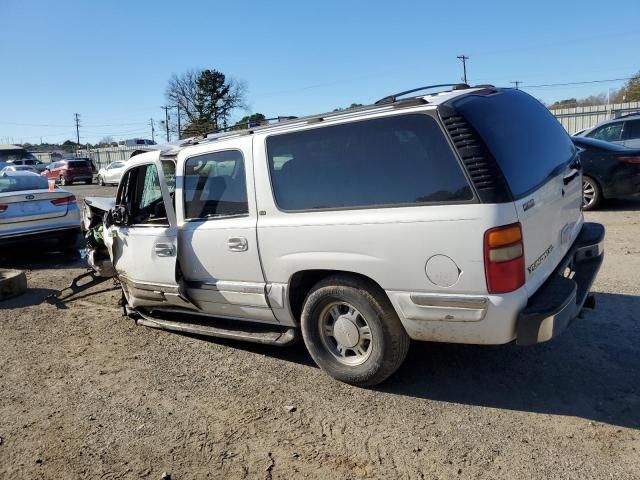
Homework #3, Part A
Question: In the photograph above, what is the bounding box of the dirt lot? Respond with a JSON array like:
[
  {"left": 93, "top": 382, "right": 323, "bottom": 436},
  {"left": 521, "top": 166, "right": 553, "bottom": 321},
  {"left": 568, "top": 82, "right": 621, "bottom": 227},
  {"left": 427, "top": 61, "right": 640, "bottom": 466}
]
[{"left": 1, "top": 185, "right": 639, "bottom": 479}]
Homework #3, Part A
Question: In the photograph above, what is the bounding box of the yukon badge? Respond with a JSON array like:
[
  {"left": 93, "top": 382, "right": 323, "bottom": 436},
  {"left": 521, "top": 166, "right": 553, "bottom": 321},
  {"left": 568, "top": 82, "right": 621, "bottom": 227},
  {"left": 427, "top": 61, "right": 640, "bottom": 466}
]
[
  {"left": 527, "top": 244, "right": 554, "bottom": 274},
  {"left": 522, "top": 198, "right": 535, "bottom": 212}
]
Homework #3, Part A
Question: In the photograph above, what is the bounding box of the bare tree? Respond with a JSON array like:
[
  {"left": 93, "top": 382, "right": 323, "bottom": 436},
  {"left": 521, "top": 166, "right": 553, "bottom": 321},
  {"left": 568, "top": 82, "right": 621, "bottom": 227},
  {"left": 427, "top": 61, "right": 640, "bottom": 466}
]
[{"left": 165, "top": 69, "right": 247, "bottom": 137}]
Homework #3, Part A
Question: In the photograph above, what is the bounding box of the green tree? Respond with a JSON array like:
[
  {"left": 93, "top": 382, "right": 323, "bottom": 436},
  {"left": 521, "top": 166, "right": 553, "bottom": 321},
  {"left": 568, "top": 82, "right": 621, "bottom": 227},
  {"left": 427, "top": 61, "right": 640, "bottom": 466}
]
[
  {"left": 612, "top": 71, "right": 640, "bottom": 103},
  {"left": 232, "top": 113, "right": 267, "bottom": 130},
  {"left": 166, "top": 69, "right": 246, "bottom": 138}
]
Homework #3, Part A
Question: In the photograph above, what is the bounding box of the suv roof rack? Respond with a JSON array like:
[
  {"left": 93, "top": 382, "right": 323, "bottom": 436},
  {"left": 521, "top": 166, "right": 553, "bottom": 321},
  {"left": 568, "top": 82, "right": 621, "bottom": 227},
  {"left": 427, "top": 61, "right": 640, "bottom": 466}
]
[{"left": 374, "top": 83, "right": 470, "bottom": 105}]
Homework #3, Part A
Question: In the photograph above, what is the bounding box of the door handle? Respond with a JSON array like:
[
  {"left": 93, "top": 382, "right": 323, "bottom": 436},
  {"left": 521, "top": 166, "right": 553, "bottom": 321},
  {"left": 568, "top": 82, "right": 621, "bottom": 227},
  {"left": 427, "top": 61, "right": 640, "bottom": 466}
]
[
  {"left": 154, "top": 243, "right": 175, "bottom": 257},
  {"left": 227, "top": 237, "right": 248, "bottom": 252}
]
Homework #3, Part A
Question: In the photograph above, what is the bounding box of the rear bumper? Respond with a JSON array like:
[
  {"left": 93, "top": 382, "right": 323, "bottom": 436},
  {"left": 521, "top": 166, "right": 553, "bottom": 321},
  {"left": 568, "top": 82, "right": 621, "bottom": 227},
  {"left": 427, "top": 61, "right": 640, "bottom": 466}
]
[{"left": 516, "top": 222, "right": 605, "bottom": 345}]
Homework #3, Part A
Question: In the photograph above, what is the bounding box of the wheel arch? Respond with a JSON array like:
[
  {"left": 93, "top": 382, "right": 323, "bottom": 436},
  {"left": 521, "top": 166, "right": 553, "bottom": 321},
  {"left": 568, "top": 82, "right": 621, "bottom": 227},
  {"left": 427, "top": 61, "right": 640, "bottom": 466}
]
[{"left": 287, "top": 269, "right": 391, "bottom": 324}]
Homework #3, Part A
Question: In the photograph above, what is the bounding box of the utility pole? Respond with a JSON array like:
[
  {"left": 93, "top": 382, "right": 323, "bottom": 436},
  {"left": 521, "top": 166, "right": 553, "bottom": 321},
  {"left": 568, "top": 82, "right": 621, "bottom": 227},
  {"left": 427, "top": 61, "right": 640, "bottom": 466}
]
[
  {"left": 74, "top": 113, "right": 81, "bottom": 155},
  {"left": 510, "top": 80, "right": 522, "bottom": 90},
  {"left": 456, "top": 55, "right": 469, "bottom": 84},
  {"left": 149, "top": 118, "right": 155, "bottom": 143},
  {"left": 161, "top": 106, "right": 171, "bottom": 142}
]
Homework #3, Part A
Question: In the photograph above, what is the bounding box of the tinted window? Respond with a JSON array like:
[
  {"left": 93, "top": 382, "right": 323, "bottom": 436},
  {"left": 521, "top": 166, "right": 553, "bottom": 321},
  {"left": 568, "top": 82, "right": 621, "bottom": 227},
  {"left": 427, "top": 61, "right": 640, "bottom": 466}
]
[
  {"left": 0, "top": 175, "right": 48, "bottom": 193},
  {"left": 183, "top": 150, "right": 248, "bottom": 219},
  {"left": 69, "top": 160, "right": 89, "bottom": 168},
  {"left": 266, "top": 114, "right": 472, "bottom": 211},
  {"left": 626, "top": 119, "right": 640, "bottom": 140},
  {"left": 453, "top": 89, "right": 576, "bottom": 198},
  {"left": 588, "top": 122, "right": 624, "bottom": 142}
]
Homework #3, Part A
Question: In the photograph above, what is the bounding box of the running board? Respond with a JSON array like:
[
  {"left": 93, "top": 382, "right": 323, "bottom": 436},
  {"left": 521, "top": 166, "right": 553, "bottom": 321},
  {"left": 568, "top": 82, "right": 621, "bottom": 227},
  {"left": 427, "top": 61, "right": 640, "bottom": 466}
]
[{"left": 133, "top": 309, "right": 299, "bottom": 347}]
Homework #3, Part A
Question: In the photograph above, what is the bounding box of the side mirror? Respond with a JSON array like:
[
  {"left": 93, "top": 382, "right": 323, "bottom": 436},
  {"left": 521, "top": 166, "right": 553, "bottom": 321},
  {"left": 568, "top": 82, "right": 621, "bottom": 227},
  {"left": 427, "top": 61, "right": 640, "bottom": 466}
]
[{"left": 106, "top": 205, "right": 130, "bottom": 227}]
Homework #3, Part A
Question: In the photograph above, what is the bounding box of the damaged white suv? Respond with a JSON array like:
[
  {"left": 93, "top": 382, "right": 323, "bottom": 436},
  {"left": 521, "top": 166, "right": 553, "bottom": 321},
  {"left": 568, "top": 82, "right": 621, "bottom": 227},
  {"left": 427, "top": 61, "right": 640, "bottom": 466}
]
[{"left": 83, "top": 85, "right": 605, "bottom": 386}]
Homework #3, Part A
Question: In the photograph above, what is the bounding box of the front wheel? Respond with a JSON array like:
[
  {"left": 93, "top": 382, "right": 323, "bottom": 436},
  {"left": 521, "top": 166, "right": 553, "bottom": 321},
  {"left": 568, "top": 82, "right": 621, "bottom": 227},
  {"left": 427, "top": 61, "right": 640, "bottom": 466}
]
[
  {"left": 59, "top": 175, "right": 67, "bottom": 186},
  {"left": 301, "top": 275, "right": 410, "bottom": 387},
  {"left": 98, "top": 175, "right": 105, "bottom": 186},
  {"left": 582, "top": 176, "right": 602, "bottom": 211}
]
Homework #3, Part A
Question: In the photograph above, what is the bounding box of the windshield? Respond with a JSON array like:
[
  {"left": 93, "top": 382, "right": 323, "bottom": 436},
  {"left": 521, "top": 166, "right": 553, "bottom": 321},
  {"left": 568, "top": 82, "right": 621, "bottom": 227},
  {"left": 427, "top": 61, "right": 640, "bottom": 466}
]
[
  {"left": 0, "top": 175, "right": 48, "bottom": 193},
  {"left": 452, "top": 89, "right": 576, "bottom": 198}
]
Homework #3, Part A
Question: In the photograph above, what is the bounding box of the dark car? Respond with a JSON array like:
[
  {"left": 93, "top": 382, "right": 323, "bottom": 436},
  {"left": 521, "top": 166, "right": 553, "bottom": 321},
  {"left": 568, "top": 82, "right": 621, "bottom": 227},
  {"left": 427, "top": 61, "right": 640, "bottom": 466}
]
[
  {"left": 42, "top": 159, "right": 93, "bottom": 186},
  {"left": 572, "top": 136, "right": 640, "bottom": 210}
]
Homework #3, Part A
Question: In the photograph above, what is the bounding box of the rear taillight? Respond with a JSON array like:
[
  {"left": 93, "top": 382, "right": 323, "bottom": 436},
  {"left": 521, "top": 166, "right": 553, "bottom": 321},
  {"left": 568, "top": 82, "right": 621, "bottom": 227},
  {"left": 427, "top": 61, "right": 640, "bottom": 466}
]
[
  {"left": 484, "top": 223, "right": 525, "bottom": 294},
  {"left": 0, "top": 204, "right": 7, "bottom": 213},
  {"left": 616, "top": 155, "right": 640, "bottom": 164},
  {"left": 51, "top": 195, "right": 76, "bottom": 206}
]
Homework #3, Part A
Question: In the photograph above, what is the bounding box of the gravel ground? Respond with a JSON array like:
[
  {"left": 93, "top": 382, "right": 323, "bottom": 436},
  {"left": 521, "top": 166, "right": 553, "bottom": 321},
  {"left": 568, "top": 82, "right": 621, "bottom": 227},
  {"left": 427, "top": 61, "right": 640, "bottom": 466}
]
[{"left": 0, "top": 186, "right": 638, "bottom": 479}]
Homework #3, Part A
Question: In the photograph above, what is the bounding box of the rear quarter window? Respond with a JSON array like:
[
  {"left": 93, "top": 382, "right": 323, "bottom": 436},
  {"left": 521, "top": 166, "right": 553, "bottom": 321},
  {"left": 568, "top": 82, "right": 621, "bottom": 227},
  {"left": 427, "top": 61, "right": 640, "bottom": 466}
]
[
  {"left": 452, "top": 89, "right": 576, "bottom": 198},
  {"left": 266, "top": 114, "right": 473, "bottom": 211}
]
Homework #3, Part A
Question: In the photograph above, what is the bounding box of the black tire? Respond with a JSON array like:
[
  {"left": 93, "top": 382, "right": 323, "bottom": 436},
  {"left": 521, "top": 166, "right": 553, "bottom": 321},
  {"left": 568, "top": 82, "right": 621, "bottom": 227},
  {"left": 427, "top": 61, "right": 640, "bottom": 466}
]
[
  {"left": 85, "top": 178, "right": 92, "bottom": 185},
  {"left": 98, "top": 175, "right": 105, "bottom": 186},
  {"left": 582, "top": 176, "right": 602, "bottom": 211},
  {"left": 60, "top": 175, "right": 67, "bottom": 186},
  {"left": 301, "top": 274, "right": 410, "bottom": 387}
]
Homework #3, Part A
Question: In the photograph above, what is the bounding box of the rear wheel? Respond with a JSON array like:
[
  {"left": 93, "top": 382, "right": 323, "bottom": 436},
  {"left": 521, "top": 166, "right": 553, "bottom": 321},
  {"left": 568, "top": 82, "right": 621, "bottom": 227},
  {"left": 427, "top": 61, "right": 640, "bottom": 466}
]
[
  {"left": 59, "top": 175, "right": 67, "bottom": 186},
  {"left": 301, "top": 275, "right": 410, "bottom": 386},
  {"left": 582, "top": 176, "right": 602, "bottom": 211},
  {"left": 85, "top": 178, "right": 92, "bottom": 185}
]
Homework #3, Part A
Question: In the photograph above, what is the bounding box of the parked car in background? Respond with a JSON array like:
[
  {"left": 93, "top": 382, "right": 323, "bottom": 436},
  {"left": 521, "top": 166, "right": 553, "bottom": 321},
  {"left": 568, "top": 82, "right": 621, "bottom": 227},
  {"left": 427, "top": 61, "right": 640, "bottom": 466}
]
[
  {"left": 42, "top": 159, "right": 93, "bottom": 185},
  {"left": 575, "top": 112, "right": 640, "bottom": 148},
  {"left": 7, "top": 158, "right": 47, "bottom": 172},
  {"left": 82, "top": 85, "right": 604, "bottom": 386},
  {"left": 0, "top": 171, "right": 80, "bottom": 249},
  {"left": 97, "top": 161, "right": 127, "bottom": 186},
  {"left": 1, "top": 165, "right": 40, "bottom": 174},
  {"left": 572, "top": 136, "right": 640, "bottom": 210}
]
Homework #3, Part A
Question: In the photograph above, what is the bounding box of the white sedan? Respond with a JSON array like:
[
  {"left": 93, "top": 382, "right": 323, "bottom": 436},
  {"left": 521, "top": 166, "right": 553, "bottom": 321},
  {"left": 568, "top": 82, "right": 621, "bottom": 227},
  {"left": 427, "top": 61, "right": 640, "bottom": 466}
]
[
  {"left": 0, "top": 171, "right": 81, "bottom": 249},
  {"left": 97, "top": 161, "right": 126, "bottom": 186}
]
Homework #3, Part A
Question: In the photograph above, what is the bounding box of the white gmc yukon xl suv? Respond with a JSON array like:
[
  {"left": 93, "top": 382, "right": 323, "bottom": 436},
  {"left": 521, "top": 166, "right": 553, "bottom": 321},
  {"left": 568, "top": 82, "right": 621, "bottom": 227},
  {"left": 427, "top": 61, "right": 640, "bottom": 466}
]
[{"left": 83, "top": 85, "right": 605, "bottom": 386}]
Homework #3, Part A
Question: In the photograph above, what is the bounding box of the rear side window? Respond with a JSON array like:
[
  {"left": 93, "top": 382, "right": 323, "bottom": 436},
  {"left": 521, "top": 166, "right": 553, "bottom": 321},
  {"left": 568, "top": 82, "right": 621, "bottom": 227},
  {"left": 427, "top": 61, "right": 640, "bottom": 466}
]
[
  {"left": 453, "top": 89, "right": 576, "bottom": 198},
  {"left": 183, "top": 150, "right": 248, "bottom": 219},
  {"left": 626, "top": 119, "right": 640, "bottom": 140},
  {"left": 588, "top": 122, "right": 624, "bottom": 142},
  {"left": 266, "top": 114, "right": 472, "bottom": 211}
]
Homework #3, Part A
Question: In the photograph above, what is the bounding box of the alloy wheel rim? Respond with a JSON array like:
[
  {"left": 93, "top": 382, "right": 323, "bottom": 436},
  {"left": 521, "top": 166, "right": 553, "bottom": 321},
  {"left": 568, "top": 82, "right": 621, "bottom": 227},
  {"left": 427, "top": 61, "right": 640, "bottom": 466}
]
[
  {"left": 582, "top": 179, "right": 595, "bottom": 208},
  {"left": 318, "top": 301, "right": 373, "bottom": 366}
]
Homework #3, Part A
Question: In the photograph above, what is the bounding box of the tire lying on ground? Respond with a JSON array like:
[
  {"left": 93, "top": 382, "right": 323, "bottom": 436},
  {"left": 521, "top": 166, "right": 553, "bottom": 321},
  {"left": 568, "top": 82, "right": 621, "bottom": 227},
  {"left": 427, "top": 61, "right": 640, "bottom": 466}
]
[{"left": 0, "top": 269, "right": 28, "bottom": 301}]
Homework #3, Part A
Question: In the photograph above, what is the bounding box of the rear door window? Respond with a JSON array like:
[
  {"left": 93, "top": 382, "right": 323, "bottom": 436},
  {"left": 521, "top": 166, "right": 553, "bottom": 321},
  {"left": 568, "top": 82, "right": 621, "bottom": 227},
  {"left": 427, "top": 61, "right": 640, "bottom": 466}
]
[
  {"left": 452, "top": 89, "right": 576, "bottom": 198},
  {"left": 588, "top": 121, "right": 624, "bottom": 142},
  {"left": 266, "top": 114, "right": 473, "bottom": 211},
  {"left": 183, "top": 150, "right": 249, "bottom": 219}
]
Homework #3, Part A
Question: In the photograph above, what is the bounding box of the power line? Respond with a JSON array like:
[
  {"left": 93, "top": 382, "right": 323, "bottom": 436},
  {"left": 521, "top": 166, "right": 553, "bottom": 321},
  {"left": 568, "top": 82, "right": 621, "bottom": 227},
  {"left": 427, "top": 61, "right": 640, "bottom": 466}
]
[
  {"left": 456, "top": 55, "right": 469, "bottom": 84},
  {"left": 522, "top": 77, "right": 633, "bottom": 89}
]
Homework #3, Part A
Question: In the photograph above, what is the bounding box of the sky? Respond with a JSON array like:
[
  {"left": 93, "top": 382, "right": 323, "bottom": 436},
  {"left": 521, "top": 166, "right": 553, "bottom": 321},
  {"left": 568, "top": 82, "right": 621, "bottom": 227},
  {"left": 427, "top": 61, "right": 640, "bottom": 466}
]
[{"left": 1, "top": 0, "right": 639, "bottom": 145}]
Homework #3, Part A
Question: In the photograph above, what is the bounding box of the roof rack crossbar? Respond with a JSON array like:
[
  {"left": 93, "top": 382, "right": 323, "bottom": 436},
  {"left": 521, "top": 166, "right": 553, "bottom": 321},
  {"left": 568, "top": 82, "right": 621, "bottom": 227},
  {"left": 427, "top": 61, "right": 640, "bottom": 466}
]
[{"left": 374, "top": 83, "right": 470, "bottom": 105}]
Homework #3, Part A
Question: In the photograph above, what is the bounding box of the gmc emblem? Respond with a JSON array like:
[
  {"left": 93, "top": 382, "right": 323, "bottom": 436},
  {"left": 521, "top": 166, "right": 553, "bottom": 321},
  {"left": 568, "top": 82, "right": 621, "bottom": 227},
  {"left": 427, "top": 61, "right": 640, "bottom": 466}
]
[{"left": 25, "top": 194, "right": 35, "bottom": 200}]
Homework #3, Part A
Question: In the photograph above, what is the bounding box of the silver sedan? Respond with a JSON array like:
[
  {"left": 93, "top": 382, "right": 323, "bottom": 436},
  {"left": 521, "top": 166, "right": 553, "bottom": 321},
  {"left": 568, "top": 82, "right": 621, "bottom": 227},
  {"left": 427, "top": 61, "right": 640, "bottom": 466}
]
[{"left": 0, "top": 171, "right": 81, "bottom": 248}]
